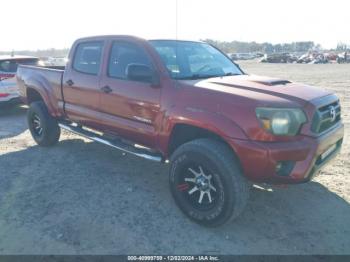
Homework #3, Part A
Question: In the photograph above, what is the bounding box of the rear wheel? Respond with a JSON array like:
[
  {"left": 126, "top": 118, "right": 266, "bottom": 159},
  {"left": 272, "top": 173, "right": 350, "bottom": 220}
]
[
  {"left": 169, "top": 138, "right": 250, "bottom": 227},
  {"left": 27, "top": 101, "right": 60, "bottom": 146}
]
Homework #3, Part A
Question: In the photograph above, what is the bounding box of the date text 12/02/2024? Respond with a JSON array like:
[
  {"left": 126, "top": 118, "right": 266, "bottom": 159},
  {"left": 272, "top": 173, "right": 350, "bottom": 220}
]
[{"left": 127, "top": 255, "right": 220, "bottom": 261}]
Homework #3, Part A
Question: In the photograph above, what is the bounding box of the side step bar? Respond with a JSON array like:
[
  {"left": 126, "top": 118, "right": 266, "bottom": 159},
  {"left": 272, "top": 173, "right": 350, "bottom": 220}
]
[{"left": 58, "top": 123, "right": 163, "bottom": 162}]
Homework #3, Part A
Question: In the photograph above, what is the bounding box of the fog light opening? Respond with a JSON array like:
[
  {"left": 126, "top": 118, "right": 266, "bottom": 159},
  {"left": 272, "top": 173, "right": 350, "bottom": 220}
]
[
  {"left": 275, "top": 162, "right": 283, "bottom": 172},
  {"left": 276, "top": 161, "right": 295, "bottom": 177}
]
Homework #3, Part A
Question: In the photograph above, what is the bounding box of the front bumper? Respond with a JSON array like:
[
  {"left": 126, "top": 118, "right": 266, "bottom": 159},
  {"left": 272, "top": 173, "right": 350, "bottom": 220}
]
[{"left": 228, "top": 122, "right": 344, "bottom": 184}]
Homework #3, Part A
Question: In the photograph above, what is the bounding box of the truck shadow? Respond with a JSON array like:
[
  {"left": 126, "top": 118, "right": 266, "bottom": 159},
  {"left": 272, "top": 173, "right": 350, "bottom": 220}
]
[
  {"left": 0, "top": 138, "right": 349, "bottom": 254},
  {"left": 0, "top": 104, "right": 28, "bottom": 139},
  {"left": 0, "top": 104, "right": 27, "bottom": 117}
]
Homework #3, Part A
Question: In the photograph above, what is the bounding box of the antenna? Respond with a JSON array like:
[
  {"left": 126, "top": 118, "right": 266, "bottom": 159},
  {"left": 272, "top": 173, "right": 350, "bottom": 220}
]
[
  {"left": 176, "top": 0, "right": 178, "bottom": 41},
  {"left": 175, "top": 0, "right": 179, "bottom": 88}
]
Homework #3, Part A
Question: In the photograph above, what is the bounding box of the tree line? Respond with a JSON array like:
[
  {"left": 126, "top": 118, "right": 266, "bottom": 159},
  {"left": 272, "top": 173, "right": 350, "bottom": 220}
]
[
  {"left": 201, "top": 40, "right": 349, "bottom": 53},
  {"left": 0, "top": 41, "right": 349, "bottom": 57},
  {"left": 0, "top": 48, "right": 70, "bottom": 58}
]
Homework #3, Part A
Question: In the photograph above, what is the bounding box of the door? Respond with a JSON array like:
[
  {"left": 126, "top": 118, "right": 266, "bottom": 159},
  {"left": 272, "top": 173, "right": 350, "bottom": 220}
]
[
  {"left": 98, "top": 40, "right": 161, "bottom": 148},
  {"left": 62, "top": 41, "right": 104, "bottom": 128}
]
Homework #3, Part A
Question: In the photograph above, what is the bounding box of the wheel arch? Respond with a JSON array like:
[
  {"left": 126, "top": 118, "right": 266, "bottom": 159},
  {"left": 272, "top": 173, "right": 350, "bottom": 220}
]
[
  {"left": 27, "top": 88, "right": 44, "bottom": 104},
  {"left": 166, "top": 123, "right": 242, "bottom": 169},
  {"left": 162, "top": 107, "right": 247, "bottom": 156},
  {"left": 24, "top": 77, "right": 59, "bottom": 117}
]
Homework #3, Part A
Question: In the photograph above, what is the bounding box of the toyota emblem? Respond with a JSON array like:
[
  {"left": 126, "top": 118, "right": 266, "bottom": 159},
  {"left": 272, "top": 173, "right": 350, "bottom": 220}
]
[{"left": 329, "top": 106, "right": 336, "bottom": 122}]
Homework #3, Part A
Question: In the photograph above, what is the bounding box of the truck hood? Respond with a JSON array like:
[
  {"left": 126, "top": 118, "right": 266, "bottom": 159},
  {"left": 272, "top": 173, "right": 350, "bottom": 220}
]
[
  {"left": 176, "top": 74, "right": 337, "bottom": 142},
  {"left": 181, "top": 74, "right": 332, "bottom": 107}
]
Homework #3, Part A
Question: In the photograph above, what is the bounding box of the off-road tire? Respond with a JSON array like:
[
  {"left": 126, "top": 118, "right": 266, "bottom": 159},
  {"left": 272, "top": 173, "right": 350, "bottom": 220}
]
[
  {"left": 169, "top": 138, "right": 250, "bottom": 227},
  {"left": 27, "top": 101, "right": 60, "bottom": 146}
]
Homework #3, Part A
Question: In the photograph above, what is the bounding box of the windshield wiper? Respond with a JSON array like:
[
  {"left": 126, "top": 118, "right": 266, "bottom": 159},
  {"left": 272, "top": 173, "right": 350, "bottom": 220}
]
[
  {"left": 223, "top": 72, "right": 241, "bottom": 76},
  {"left": 176, "top": 74, "right": 214, "bottom": 80},
  {"left": 176, "top": 72, "right": 241, "bottom": 80}
]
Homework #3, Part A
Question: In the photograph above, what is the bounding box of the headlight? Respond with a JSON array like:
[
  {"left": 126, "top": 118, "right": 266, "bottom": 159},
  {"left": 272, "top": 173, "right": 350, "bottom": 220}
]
[{"left": 256, "top": 108, "right": 307, "bottom": 136}]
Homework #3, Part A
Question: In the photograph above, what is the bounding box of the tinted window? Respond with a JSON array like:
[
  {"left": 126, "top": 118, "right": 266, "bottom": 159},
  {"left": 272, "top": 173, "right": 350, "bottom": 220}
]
[
  {"left": 0, "top": 58, "right": 39, "bottom": 73},
  {"left": 108, "top": 41, "right": 151, "bottom": 80},
  {"left": 73, "top": 42, "right": 103, "bottom": 75}
]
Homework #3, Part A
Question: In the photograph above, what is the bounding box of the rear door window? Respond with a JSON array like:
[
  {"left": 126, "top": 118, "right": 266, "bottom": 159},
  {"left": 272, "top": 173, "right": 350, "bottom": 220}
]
[{"left": 73, "top": 41, "right": 103, "bottom": 75}]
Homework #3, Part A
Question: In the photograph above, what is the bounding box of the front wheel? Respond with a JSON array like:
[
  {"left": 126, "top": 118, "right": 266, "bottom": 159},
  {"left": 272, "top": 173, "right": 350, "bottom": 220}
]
[
  {"left": 27, "top": 101, "right": 61, "bottom": 146},
  {"left": 169, "top": 138, "right": 250, "bottom": 227}
]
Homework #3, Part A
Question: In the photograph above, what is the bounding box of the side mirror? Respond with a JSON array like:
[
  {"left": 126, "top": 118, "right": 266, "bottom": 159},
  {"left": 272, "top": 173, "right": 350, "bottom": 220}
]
[{"left": 126, "top": 63, "right": 159, "bottom": 85}]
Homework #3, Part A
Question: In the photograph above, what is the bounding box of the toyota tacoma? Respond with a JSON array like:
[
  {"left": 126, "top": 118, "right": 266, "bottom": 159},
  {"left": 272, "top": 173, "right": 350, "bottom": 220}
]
[{"left": 17, "top": 35, "right": 344, "bottom": 226}]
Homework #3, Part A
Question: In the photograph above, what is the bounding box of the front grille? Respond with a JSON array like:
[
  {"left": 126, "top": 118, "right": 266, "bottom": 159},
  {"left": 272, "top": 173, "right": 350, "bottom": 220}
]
[{"left": 311, "top": 100, "right": 341, "bottom": 134}]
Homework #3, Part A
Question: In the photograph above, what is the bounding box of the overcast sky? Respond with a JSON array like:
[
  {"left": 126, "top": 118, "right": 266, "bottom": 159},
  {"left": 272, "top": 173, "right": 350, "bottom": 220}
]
[{"left": 1, "top": 0, "right": 349, "bottom": 51}]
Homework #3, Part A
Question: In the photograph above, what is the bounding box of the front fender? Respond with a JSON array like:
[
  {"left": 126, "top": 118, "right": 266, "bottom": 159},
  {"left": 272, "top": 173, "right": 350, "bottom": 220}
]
[{"left": 158, "top": 106, "right": 248, "bottom": 156}]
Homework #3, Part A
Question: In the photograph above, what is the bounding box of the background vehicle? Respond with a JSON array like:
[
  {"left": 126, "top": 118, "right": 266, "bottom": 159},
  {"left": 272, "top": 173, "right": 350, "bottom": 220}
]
[
  {"left": 16, "top": 35, "right": 344, "bottom": 227},
  {"left": 0, "top": 55, "right": 39, "bottom": 106},
  {"left": 233, "top": 53, "right": 256, "bottom": 60},
  {"left": 260, "top": 53, "right": 298, "bottom": 63},
  {"left": 46, "top": 57, "right": 69, "bottom": 67},
  {"left": 337, "top": 52, "right": 350, "bottom": 63}
]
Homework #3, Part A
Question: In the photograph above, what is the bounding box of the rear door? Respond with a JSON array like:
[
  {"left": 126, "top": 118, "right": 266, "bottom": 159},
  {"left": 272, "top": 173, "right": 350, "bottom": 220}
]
[
  {"left": 98, "top": 40, "right": 161, "bottom": 147},
  {"left": 62, "top": 41, "right": 104, "bottom": 128}
]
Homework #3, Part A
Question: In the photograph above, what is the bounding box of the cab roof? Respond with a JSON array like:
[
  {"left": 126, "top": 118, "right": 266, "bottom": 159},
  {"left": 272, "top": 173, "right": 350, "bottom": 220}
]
[{"left": 75, "top": 35, "right": 204, "bottom": 44}]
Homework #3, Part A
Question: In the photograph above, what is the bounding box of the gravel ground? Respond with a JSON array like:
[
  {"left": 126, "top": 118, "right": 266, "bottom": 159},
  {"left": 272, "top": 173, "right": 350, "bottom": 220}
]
[{"left": 0, "top": 62, "right": 349, "bottom": 255}]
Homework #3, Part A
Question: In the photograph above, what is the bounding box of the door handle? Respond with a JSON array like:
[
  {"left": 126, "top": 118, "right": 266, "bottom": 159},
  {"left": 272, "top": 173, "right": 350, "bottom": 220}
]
[
  {"left": 66, "top": 79, "right": 74, "bottom": 86},
  {"left": 101, "top": 85, "right": 112, "bottom": 93}
]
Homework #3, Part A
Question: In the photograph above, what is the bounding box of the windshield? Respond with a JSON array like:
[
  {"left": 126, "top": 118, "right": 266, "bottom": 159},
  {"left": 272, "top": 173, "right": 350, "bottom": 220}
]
[{"left": 149, "top": 40, "right": 243, "bottom": 80}]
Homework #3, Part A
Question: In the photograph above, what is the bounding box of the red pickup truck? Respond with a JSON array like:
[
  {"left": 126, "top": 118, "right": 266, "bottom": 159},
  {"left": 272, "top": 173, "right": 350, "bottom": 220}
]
[{"left": 17, "top": 35, "right": 344, "bottom": 226}]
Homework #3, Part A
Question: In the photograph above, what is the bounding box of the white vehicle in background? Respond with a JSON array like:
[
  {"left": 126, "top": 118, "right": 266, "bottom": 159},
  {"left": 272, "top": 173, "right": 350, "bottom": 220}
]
[
  {"left": 46, "top": 57, "right": 68, "bottom": 67},
  {"left": 0, "top": 55, "right": 39, "bottom": 106},
  {"left": 229, "top": 53, "right": 256, "bottom": 61}
]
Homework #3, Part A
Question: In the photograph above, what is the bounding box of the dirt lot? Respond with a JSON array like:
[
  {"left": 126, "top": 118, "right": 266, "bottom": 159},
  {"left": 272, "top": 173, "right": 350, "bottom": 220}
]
[{"left": 0, "top": 61, "right": 349, "bottom": 255}]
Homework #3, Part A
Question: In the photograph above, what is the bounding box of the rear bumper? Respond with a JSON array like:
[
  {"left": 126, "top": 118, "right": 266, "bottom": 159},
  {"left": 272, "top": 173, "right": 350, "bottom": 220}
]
[{"left": 228, "top": 122, "right": 344, "bottom": 184}]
